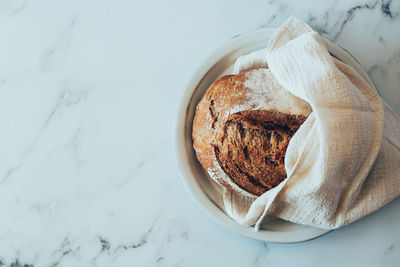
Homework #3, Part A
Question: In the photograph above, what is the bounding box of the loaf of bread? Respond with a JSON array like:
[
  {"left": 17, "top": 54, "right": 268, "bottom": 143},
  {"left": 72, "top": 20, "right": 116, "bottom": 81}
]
[{"left": 192, "top": 69, "right": 312, "bottom": 197}]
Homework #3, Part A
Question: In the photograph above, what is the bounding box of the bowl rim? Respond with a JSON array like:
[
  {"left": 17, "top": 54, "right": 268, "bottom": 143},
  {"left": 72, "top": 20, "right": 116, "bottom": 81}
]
[{"left": 173, "top": 27, "right": 376, "bottom": 243}]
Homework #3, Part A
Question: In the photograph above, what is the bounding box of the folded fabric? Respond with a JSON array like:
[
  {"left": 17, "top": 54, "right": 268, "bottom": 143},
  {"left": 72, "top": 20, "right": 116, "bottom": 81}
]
[{"left": 223, "top": 17, "right": 400, "bottom": 230}]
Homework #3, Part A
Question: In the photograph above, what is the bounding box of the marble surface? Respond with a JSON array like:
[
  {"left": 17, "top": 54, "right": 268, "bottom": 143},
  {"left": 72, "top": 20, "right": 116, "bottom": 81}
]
[{"left": 0, "top": 0, "right": 399, "bottom": 266}]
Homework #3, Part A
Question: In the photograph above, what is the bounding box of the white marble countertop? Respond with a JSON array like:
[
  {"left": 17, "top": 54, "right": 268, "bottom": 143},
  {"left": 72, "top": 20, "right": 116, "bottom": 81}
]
[{"left": 0, "top": 0, "right": 399, "bottom": 266}]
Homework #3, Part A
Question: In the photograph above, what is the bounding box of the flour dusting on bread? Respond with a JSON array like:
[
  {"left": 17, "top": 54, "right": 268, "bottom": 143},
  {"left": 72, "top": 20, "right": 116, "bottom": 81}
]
[
  {"left": 230, "top": 69, "right": 312, "bottom": 116},
  {"left": 192, "top": 68, "right": 313, "bottom": 197}
]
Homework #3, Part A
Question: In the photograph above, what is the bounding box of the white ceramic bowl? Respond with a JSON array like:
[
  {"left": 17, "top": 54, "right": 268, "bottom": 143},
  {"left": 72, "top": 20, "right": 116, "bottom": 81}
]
[{"left": 174, "top": 28, "right": 376, "bottom": 243}]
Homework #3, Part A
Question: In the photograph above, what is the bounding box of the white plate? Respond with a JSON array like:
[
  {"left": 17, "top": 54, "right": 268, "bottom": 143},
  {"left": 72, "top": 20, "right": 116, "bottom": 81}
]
[{"left": 174, "top": 28, "right": 376, "bottom": 243}]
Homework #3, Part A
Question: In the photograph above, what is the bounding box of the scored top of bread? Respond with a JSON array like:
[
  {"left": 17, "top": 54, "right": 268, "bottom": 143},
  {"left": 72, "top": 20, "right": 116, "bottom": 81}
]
[{"left": 192, "top": 68, "right": 312, "bottom": 197}]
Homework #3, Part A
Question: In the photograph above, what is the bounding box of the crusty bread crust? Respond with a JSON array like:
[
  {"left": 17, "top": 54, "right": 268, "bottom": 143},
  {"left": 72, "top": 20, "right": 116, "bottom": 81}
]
[{"left": 192, "top": 69, "right": 311, "bottom": 197}]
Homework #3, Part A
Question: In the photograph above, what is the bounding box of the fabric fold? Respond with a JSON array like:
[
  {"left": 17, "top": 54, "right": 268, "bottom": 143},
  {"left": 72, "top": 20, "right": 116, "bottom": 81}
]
[{"left": 222, "top": 17, "right": 400, "bottom": 229}]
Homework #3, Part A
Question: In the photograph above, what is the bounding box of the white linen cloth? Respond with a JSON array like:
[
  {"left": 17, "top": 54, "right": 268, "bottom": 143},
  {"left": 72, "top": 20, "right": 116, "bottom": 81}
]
[{"left": 224, "top": 17, "right": 400, "bottom": 230}]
